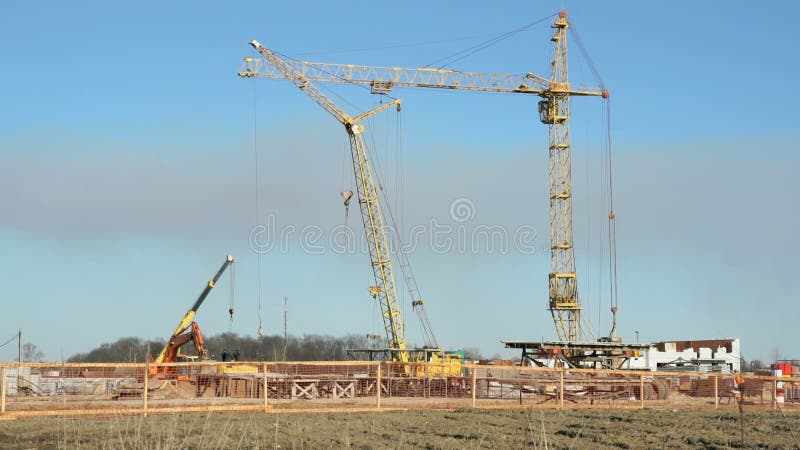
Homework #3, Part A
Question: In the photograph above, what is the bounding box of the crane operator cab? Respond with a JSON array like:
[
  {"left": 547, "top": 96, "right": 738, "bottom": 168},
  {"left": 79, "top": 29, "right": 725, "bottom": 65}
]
[{"left": 538, "top": 99, "right": 555, "bottom": 124}]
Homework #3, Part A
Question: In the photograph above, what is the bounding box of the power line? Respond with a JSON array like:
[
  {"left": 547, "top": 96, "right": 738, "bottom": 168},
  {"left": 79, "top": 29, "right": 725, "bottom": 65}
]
[
  {"left": 0, "top": 332, "right": 18, "bottom": 349},
  {"left": 290, "top": 33, "right": 500, "bottom": 57}
]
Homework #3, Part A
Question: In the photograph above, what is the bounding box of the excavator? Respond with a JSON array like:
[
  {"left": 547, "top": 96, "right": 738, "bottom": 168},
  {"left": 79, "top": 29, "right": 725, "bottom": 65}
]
[
  {"left": 150, "top": 255, "right": 234, "bottom": 379},
  {"left": 158, "top": 322, "right": 208, "bottom": 364}
]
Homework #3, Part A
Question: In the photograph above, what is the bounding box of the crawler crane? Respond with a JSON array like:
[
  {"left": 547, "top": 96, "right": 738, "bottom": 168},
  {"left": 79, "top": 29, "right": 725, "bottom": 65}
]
[
  {"left": 247, "top": 40, "right": 410, "bottom": 363},
  {"left": 241, "top": 12, "right": 639, "bottom": 368},
  {"left": 245, "top": 41, "right": 461, "bottom": 375}
]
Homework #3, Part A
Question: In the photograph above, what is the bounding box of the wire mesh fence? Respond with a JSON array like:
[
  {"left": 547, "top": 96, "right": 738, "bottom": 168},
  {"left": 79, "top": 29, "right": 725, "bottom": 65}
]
[{"left": 1, "top": 362, "right": 796, "bottom": 418}]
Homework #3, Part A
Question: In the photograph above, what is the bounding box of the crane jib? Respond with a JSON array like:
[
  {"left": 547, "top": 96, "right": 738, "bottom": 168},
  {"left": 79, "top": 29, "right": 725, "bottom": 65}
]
[{"left": 189, "top": 256, "right": 234, "bottom": 313}]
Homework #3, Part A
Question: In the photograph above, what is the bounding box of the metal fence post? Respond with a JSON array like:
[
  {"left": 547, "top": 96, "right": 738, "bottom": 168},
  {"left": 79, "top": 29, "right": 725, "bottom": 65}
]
[
  {"left": 559, "top": 368, "right": 564, "bottom": 408},
  {"left": 143, "top": 362, "right": 149, "bottom": 417},
  {"left": 263, "top": 362, "right": 269, "bottom": 412},
  {"left": 444, "top": 364, "right": 448, "bottom": 399},
  {"left": 376, "top": 362, "right": 382, "bottom": 409},
  {"left": 62, "top": 364, "right": 67, "bottom": 407},
  {"left": 1, "top": 367, "right": 6, "bottom": 414},
  {"left": 773, "top": 378, "right": 777, "bottom": 410},
  {"left": 471, "top": 366, "right": 477, "bottom": 408},
  {"left": 714, "top": 375, "right": 719, "bottom": 409},
  {"left": 425, "top": 362, "right": 430, "bottom": 398},
  {"left": 639, "top": 374, "right": 644, "bottom": 409}
]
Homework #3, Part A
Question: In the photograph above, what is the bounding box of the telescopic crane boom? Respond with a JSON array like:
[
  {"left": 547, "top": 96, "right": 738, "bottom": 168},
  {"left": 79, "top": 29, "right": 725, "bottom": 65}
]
[
  {"left": 240, "top": 12, "right": 605, "bottom": 343},
  {"left": 154, "top": 255, "right": 235, "bottom": 363},
  {"left": 247, "top": 40, "right": 409, "bottom": 361}
]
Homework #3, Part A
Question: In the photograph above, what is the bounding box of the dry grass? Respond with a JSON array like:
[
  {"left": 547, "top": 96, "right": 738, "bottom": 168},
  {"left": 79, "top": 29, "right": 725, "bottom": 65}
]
[{"left": 0, "top": 408, "right": 798, "bottom": 449}]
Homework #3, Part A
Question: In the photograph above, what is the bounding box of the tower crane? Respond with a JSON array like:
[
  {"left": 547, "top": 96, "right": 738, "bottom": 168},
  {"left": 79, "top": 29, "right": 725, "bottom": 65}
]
[
  {"left": 246, "top": 40, "right": 411, "bottom": 362},
  {"left": 240, "top": 11, "right": 606, "bottom": 344}
]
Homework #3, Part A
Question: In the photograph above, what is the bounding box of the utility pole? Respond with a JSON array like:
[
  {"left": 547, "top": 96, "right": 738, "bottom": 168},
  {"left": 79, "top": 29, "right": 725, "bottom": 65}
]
[
  {"left": 283, "top": 296, "right": 288, "bottom": 361},
  {"left": 18, "top": 329, "right": 21, "bottom": 364}
]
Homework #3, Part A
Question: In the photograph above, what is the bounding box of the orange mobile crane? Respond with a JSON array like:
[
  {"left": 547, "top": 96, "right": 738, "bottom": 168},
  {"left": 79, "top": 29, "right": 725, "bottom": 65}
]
[{"left": 151, "top": 255, "right": 234, "bottom": 377}]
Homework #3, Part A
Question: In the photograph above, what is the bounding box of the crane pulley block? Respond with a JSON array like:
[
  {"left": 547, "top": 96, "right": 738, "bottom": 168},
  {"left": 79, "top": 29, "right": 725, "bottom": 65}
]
[{"left": 371, "top": 81, "right": 393, "bottom": 94}]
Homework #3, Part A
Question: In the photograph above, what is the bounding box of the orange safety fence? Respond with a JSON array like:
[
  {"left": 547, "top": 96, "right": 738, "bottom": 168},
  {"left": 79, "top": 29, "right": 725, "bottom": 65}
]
[{"left": 1, "top": 362, "right": 797, "bottom": 418}]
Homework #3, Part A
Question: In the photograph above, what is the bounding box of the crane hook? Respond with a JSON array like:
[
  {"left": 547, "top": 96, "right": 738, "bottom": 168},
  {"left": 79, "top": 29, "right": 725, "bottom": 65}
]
[
  {"left": 341, "top": 190, "right": 354, "bottom": 247},
  {"left": 341, "top": 190, "right": 353, "bottom": 207}
]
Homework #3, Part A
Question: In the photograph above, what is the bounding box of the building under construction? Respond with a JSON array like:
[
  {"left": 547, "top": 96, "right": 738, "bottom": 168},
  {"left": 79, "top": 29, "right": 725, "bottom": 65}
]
[{"left": 506, "top": 338, "right": 741, "bottom": 372}]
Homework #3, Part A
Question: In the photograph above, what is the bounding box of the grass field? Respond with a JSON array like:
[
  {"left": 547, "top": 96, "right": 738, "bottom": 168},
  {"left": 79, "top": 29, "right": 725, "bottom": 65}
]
[{"left": 1, "top": 407, "right": 798, "bottom": 449}]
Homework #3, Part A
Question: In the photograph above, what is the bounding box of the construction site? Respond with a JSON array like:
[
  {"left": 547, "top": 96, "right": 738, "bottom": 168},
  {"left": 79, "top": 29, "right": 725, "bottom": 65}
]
[{"left": 2, "top": 3, "right": 799, "bottom": 449}]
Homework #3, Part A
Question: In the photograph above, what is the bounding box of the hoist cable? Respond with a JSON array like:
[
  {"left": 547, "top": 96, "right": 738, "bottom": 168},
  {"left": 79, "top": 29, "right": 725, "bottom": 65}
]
[
  {"left": 229, "top": 260, "right": 236, "bottom": 333},
  {"left": 290, "top": 32, "right": 505, "bottom": 57},
  {"left": 362, "top": 108, "right": 431, "bottom": 347},
  {"left": 597, "top": 99, "right": 607, "bottom": 333},
  {"left": 396, "top": 109, "right": 404, "bottom": 251},
  {"left": 605, "top": 131, "right": 614, "bottom": 314},
  {"left": 572, "top": 17, "right": 619, "bottom": 325},
  {"left": 395, "top": 108, "right": 408, "bottom": 341},
  {"left": 583, "top": 107, "right": 593, "bottom": 332},
  {"left": 570, "top": 21, "right": 616, "bottom": 330},
  {"left": 570, "top": 17, "right": 619, "bottom": 328},
  {"left": 252, "top": 57, "right": 264, "bottom": 336},
  {"left": 605, "top": 98, "right": 618, "bottom": 311}
]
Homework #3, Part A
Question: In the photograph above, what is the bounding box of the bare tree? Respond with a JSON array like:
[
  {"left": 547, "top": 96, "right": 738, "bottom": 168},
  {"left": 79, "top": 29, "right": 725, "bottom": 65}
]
[
  {"left": 22, "top": 343, "right": 44, "bottom": 362},
  {"left": 769, "top": 347, "right": 782, "bottom": 364},
  {"left": 68, "top": 337, "right": 164, "bottom": 362},
  {"left": 462, "top": 347, "right": 484, "bottom": 361}
]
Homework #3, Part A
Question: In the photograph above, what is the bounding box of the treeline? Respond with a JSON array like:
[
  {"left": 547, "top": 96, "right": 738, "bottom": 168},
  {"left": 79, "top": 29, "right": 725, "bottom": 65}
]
[
  {"left": 68, "top": 333, "right": 382, "bottom": 363},
  {"left": 68, "top": 337, "right": 164, "bottom": 363}
]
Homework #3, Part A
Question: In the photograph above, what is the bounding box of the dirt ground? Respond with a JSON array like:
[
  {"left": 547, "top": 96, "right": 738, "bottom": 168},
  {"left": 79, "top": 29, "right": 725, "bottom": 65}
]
[{"left": 0, "top": 407, "right": 798, "bottom": 449}]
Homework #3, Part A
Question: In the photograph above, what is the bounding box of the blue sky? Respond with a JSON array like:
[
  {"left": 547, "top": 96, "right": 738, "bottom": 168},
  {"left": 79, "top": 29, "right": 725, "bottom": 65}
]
[{"left": 1, "top": 1, "right": 798, "bottom": 362}]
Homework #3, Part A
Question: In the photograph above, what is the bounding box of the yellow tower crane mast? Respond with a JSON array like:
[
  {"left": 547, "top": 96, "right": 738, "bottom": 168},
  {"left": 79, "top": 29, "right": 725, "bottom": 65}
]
[
  {"left": 240, "top": 11, "right": 606, "bottom": 343},
  {"left": 246, "top": 40, "right": 409, "bottom": 361}
]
